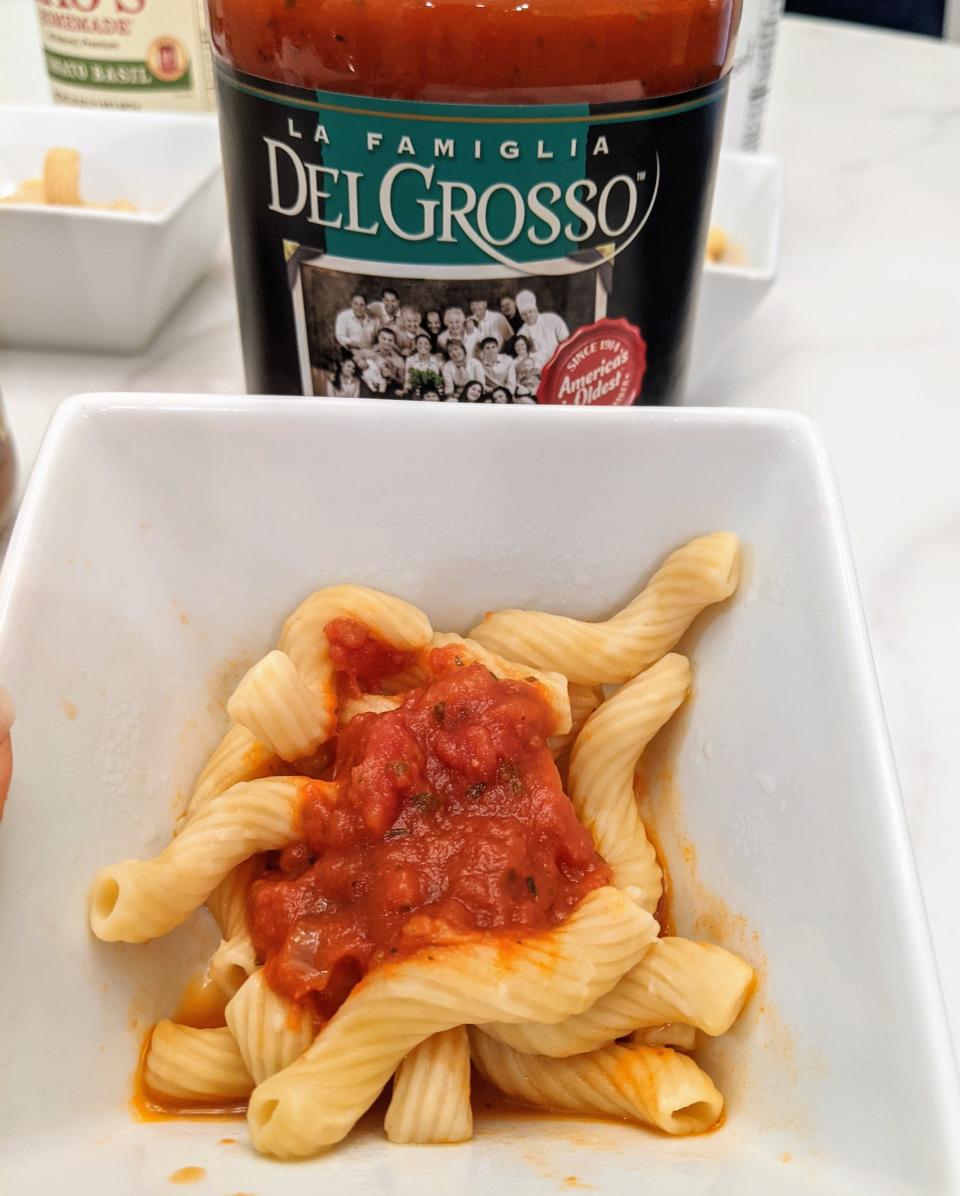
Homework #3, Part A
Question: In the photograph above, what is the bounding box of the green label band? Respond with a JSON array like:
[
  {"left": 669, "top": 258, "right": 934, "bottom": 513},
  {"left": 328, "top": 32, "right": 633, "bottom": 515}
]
[{"left": 44, "top": 50, "right": 193, "bottom": 92}]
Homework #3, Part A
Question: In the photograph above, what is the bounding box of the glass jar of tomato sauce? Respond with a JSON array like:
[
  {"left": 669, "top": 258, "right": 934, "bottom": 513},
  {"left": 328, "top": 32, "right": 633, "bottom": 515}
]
[{"left": 209, "top": 0, "right": 739, "bottom": 405}]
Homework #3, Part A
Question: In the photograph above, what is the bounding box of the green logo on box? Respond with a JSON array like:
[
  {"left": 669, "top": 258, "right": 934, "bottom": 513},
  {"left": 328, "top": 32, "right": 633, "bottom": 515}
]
[{"left": 44, "top": 51, "right": 193, "bottom": 92}]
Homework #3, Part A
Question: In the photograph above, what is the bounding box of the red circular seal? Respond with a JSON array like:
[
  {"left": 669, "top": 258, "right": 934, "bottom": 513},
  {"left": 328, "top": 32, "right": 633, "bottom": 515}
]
[{"left": 537, "top": 318, "right": 647, "bottom": 406}]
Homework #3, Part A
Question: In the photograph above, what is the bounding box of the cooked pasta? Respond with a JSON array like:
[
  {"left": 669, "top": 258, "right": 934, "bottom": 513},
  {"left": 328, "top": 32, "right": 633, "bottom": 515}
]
[
  {"left": 549, "top": 681, "right": 604, "bottom": 756},
  {"left": 1, "top": 147, "right": 138, "bottom": 211},
  {"left": 281, "top": 584, "right": 434, "bottom": 688},
  {"left": 632, "top": 1023, "right": 698, "bottom": 1051},
  {"left": 209, "top": 929, "right": 259, "bottom": 999},
  {"left": 246, "top": 886, "right": 656, "bottom": 1158},
  {"left": 226, "top": 585, "right": 433, "bottom": 760},
  {"left": 206, "top": 858, "right": 256, "bottom": 943},
  {"left": 43, "top": 146, "right": 81, "bottom": 206},
  {"left": 340, "top": 692, "right": 404, "bottom": 721},
  {"left": 468, "top": 533, "right": 741, "bottom": 684},
  {"left": 568, "top": 653, "right": 691, "bottom": 909},
  {"left": 481, "top": 937, "right": 754, "bottom": 1057},
  {"left": 144, "top": 1022, "right": 253, "bottom": 1103},
  {"left": 182, "top": 722, "right": 284, "bottom": 826},
  {"left": 615, "top": 937, "right": 755, "bottom": 1037},
  {"left": 207, "top": 858, "right": 261, "bottom": 996},
  {"left": 91, "top": 541, "right": 753, "bottom": 1161},
  {"left": 470, "top": 1031, "right": 722, "bottom": 1135},
  {"left": 284, "top": 584, "right": 432, "bottom": 738},
  {"left": 226, "top": 969, "right": 316, "bottom": 1084},
  {"left": 89, "top": 777, "right": 317, "bottom": 942},
  {"left": 228, "top": 649, "right": 333, "bottom": 761},
  {"left": 384, "top": 1027, "right": 473, "bottom": 1144},
  {"left": 0, "top": 177, "right": 45, "bottom": 205}
]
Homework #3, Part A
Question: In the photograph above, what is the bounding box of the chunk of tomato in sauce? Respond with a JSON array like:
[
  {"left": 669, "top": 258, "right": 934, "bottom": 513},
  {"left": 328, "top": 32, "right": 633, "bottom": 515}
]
[{"left": 324, "top": 617, "right": 415, "bottom": 695}]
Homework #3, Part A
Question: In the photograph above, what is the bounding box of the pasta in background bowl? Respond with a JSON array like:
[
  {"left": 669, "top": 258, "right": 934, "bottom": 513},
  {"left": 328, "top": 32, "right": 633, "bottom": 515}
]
[
  {"left": 0, "top": 106, "right": 224, "bottom": 352},
  {"left": 0, "top": 398, "right": 957, "bottom": 1194}
]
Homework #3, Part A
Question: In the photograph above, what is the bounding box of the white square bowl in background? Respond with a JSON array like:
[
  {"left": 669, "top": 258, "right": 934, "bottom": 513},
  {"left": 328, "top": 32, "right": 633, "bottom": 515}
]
[
  {"left": 0, "top": 397, "right": 957, "bottom": 1194},
  {"left": 0, "top": 106, "right": 225, "bottom": 353},
  {"left": 690, "top": 152, "right": 781, "bottom": 392}
]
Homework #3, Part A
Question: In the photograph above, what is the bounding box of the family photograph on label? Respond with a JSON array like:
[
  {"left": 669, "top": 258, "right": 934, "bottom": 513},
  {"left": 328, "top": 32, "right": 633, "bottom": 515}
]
[{"left": 287, "top": 246, "right": 614, "bottom": 403}]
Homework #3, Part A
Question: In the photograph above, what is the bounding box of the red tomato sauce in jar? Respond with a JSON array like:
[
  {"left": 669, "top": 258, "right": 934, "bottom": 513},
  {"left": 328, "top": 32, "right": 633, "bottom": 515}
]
[
  {"left": 208, "top": 0, "right": 737, "bottom": 104},
  {"left": 248, "top": 657, "right": 609, "bottom": 1019}
]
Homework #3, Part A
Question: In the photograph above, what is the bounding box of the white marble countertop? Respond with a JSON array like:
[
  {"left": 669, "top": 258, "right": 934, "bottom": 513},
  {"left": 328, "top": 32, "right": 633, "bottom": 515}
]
[{"left": 2, "top": 7, "right": 960, "bottom": 1052}]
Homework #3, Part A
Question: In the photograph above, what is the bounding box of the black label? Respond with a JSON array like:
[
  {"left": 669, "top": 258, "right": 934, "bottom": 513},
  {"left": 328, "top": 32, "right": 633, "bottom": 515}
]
[{"left": 215, "top": 60, "right": 727, "bottom": 405}]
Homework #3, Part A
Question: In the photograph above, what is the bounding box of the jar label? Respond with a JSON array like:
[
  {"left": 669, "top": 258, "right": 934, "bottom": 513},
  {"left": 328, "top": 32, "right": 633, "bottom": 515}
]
[
  {"left": 35, "top": 0, "right": 215, "bottom": 113},
  {"left": 215, "top": 61, "right": 727, "bottom": 404}
]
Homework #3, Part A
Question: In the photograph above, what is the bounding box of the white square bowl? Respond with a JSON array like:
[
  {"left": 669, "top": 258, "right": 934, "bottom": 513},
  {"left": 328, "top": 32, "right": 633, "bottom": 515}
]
[
  {"left": 0, "top": 106, "right": 225, "bottom": 352},
  {"left": 0, "top": 397, "right": 957, "bottom": 1195},
  {"left": 689, "top": 152, "right": 781, "bottom": 392}
]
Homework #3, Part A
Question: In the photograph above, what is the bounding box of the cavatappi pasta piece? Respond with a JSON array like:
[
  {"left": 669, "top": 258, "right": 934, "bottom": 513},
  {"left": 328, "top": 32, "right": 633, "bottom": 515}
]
[
  {"left": 275, "top": 630, "right": 570, "bottom": 735},
  {"left": 226, "top": 969, "right": 316, "bottom": 1085},
  {"left": 706, "top": 225, "right": 728, "bottom": 262},
  {"left": 207, "top": 857, "right": 258, "bottom": 941},
  {"left": 380, "top": 659, "right": 430, "bottom": 695},
  {"left": 207, "top": 858, "right": 261, "bottom": 997},
  {"left": 549, "top": 682, "right": 604, "bottom": 756},
  {"left": 384, "top": 1027, "right": 473, "bottom": 1144},
  {"left": 247, "top": 886, "right": 657, "bottom": 1159},
  {"left": 228, "top": 649, "right": 333, "bottom": 761},
  {"left": 427, "top": 632, "right": 572, "bottom": 736},
  {"left": 209, "top": 932, "right": 258, "bottom": 1000},
  {"left": 43, "top": 147, "right": 81, "bottom": 206},
  {"left": 568, "top": 653, "right": 691, "bottom": 908},
  {"left": 482, "top": 937, "right": 753, "bottom": 1057},
  {"left": 705, "top": 225, "right": 747, "bottom": 266},
  {"left": 469, "top": 533, "right": 741, "bottom": 685},
  {"left": 144, "top": 1021, "right": 253, "bottom": 1103},
  {"left": 0, "top": 178, "right": 45, "bottom": 204},
  {"left": 618, "top": 938, "right": 755, "bottom": 1035},
  {"left": 470, "top": 1031, "right": 722, "bottom": 1136},
  {"left": 1, "top": 149, "right": 138, "bottom": 210},
  {"left": 278, "top": 583, "right": 433, "bottom": 735},
  {"left": 633, "top": 1023, "right": 698, "bottom": 1051},
  {"left": 182, "top": 722, "right": 284, "bottom": 826},
  {"left": 339, "top": 692, "right": 403, "bottom": 722},
  {"left": 89, "top": 777, "right": 319, "bottom": 943}
]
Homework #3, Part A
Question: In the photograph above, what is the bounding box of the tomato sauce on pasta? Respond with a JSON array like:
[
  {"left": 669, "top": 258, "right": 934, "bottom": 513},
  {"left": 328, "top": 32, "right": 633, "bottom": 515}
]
[
  {"left": 249, "top": 649, "right": 610, "bottom": 1017},
  {"left": 325, "top": 617, "right": 416, "bottom": 696}
]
